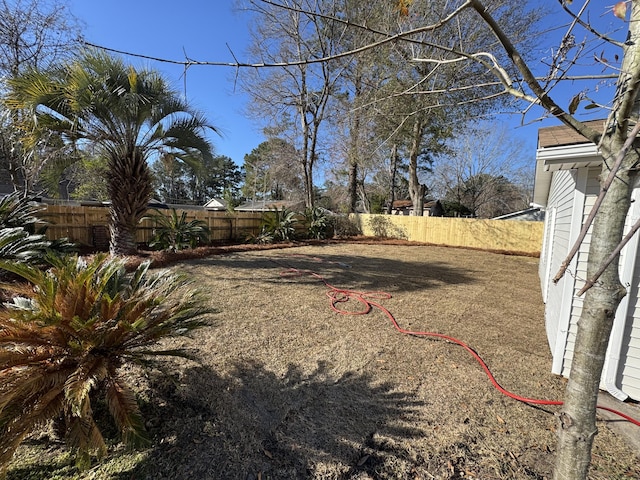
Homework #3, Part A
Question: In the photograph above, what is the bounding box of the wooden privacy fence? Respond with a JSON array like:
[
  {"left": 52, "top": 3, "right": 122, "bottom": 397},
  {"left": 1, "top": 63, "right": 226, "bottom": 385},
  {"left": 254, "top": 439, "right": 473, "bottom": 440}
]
[
  {"left": 39, "top": 205, "right": 264, "bottom": 247},
  {"left": 36, "top": 205, "right": 544, "bottom": 255},
  {"left": 352, "top": 213, "right": 544, "bottom": 256}
]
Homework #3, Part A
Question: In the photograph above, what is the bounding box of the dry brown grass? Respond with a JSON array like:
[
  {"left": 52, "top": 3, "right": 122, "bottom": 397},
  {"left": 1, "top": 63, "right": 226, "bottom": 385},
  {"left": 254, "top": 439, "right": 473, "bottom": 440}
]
[{"left": 7, "top": 242, "right": 640, "bottom": 480}]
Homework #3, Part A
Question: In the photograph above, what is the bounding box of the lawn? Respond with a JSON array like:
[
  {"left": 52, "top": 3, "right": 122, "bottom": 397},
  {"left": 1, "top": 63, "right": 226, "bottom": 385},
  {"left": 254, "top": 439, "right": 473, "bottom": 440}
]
[{"left": 7, "top": 242, "right": 640, "bottom": 479}]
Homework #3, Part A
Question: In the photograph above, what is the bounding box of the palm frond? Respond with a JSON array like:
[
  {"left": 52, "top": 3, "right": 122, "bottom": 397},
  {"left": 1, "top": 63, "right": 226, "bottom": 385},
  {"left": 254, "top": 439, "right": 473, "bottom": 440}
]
[
  {"left": 0, "top": 345, "right": 63, "bottom": 370},
  {"left": 0, "top": 370, "right": 68, "bottom": 471},
  {"left": 105, "top": 377, "right": 149, "bottom": 450},
  {"left": 64, "top": 356, "right": 108, "bottom": 418},
  {"left": 66, "top": 403, "right": 107, "bottom": 470},
  {"left": 0, "top": 192, "right": 42, "bottom": 229},
  {"left": 0, "top": 228, "right": 51, "bottom": 265}
]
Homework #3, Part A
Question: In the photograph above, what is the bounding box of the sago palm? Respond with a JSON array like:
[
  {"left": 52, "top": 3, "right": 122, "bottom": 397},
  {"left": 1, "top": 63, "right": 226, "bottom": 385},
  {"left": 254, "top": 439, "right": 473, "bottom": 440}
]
[
  {"left": 6, "top": 49, "right": 216, "bottom": 255},
  {"left": 0, "top": 191, "right": 42, "bottom": 230},
  {"left": 0, "top": 192, "right": 74, "bottom": 266},
  {"left": 262, "top": 207, "right": 298, "bottom": 242},
  {"left": 0, "top": 227, "right": 50, "bottom": 266},
  {"left": 0, "top": 254, "right": 211, "bottom": 474},
  {"left": 146, "top": 208, "right": 210, "bottom": 252}
]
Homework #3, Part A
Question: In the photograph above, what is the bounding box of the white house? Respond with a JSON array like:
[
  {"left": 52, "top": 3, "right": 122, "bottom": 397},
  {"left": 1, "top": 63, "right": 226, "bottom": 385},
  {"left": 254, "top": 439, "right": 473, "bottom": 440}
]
[
  {"left": 535, "top": 120, "right": 640, "bottom": 402},
  {"left": 491, "top": 206, "right": 544, "bottom": 221},
  {"left": 203, "top": 197, "right": 227, "bottom": 211},
  {"left": 234, "top": 199, "right": 304, "bottom": 212}
]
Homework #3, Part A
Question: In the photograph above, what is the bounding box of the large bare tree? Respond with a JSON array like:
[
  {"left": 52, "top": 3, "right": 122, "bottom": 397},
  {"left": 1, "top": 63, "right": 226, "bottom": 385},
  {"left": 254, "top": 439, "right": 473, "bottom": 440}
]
[
  {"left": 239, "top": 0, "right": 346, "bottom": 208},
  {"left": 324, "top": 0, "right": 398, "bottom": 213},
  {"left": 325, "top": 0, "right": 538, "bottom": 215},
  {"left": 433, "top": 121, "right": 532, "bottom": 218},
  {"left": 0, "top": 0, "right": 80, "bottom": 78}
]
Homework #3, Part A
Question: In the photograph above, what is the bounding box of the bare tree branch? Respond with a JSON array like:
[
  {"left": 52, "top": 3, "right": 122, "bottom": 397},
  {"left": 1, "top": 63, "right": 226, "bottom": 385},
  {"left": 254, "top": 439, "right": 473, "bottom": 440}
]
[
  {"left": 84, "top": 35, "right": 622, "bottom": 88},
  {"left": 469, "top": 0, "right": 603, "bottom": 145},
  {"left": 82, "top": 2, "right": 474, "bottom": 71},
  {"left": 557, "top": 0, "right": 626, "bottom": 48}
]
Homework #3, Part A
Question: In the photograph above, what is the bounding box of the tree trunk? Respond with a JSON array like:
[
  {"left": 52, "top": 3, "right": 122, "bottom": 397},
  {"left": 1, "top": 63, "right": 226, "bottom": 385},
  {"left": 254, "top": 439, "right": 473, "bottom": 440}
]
[
  {"left": 553, "top": 134, "right": 636, "bottom": 479},
  {"left": 300, "top": 103, "right": 318, "bottom": 210},
  {"left": 348, "top": 160, "right": 358, "bottom": 213},
  {"left": 303, "top": 156, "right": 314, "bottom": 209},
  {"left": 358, "top": 181, "right": 370, "bottom": 213},
  {"left": 386, "top": 143, "right": 398, "bottom": 214},
  {"left": 347, "top": 72, "right": 363, "bottom": 214},
  {"left": 408, "top": 117, "right": 426, "bottom": 216},
  {"left": 107, "top": 150, "right": 153, "bottom": 256}
]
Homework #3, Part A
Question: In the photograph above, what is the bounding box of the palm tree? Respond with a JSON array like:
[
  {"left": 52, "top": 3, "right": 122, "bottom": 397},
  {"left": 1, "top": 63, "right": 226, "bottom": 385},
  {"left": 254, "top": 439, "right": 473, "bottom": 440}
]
[{"left": 5, "top": 49, "right": 216, "bottom": 255}]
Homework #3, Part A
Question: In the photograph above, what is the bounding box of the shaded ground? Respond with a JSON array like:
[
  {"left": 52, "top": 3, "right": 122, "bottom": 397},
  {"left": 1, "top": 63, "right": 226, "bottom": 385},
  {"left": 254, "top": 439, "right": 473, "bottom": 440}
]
[{"left": 7, "top": 242, "right": 640, "bottom": 479}]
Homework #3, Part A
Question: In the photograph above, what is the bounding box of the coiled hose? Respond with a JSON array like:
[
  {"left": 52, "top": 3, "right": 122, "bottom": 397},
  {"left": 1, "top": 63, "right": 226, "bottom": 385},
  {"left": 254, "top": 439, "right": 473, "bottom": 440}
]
[{"left": 277, "top": 258, "right": 640, "bottom": 428}]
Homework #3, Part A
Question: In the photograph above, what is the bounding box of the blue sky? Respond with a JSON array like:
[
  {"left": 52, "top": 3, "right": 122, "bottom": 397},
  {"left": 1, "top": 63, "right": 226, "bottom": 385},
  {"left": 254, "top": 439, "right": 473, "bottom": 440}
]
[{"left": 66, "top": 1, "right": 624, "bottom": 170}]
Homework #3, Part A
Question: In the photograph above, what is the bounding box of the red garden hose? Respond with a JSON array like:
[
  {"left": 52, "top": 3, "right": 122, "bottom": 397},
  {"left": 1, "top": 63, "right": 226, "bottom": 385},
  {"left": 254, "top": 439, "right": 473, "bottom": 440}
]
[{"left": 276, "top": 258, "right": 640, "bottom": 428}]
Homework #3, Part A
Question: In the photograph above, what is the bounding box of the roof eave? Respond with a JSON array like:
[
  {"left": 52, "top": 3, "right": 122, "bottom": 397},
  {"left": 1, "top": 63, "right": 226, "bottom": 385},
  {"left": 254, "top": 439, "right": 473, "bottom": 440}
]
[{"left": 533, "top": 143, "right": 602, "bottom": 207}]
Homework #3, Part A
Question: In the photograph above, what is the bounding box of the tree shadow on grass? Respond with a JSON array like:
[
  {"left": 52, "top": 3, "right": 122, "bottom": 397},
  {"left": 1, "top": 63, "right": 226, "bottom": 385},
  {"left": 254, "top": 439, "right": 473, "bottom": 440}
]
[
  {"left": 113, "top": 359, "right": 429, "bottom": 480},
  {"left": 184, "top": 247, "right": 477, "bottom": 295}
]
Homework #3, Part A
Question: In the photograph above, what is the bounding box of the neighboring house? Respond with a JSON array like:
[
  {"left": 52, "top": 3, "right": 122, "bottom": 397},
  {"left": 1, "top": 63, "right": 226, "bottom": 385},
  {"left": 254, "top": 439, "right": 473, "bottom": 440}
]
[
  {"left": 389, "top": 199, "right": 444, "bottom": 216},
  {"left": 203, "top": 197, "right": 227, "bottom": 211},
  {"left": 535, "top": 120, "right": 640, "bottom": 401},
  {"left": 77, "top": 198, "right": 170, "bottom": 209},
  {"left": 234, "top": 199, "right": 304, "bottom": 212},
  {"left": 492, "top": 207, "right": 544, "bottom": 221}
]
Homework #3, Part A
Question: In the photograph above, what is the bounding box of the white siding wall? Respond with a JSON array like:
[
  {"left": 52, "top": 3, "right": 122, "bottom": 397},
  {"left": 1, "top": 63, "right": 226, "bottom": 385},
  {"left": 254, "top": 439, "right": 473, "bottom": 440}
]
[
  {"left": 552, "top": 168, "right": 640, "bottom": 401},
  {"left": 540, "top": 207, "right": 556, "bottom": 302},
  {"left": 615, "top": 182, "right": 640, "bottom": 400},
  {"left": 619, "top": 297, "right": 640, "bottom": 399},
  {"left": 542, "top": 170, "right": 578, "bottom": 353},
  {"left": 561, "top": 168, "right": 599, "bottom": 376}
]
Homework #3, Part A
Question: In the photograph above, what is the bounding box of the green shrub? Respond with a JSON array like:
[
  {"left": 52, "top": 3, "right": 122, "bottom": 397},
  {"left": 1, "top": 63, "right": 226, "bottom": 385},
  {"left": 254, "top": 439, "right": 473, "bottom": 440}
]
[
  {"left": 0, "top": 192, "right": 42, "bottom": 230},
  {"left": 247, "top": 226, "right": 275, "bottom": 245},
  {"left": 303, "top": 207, "right": 330, "bottom": 240},
  {"left": 0, "top": 192, "right": 75, "bottom": 265},
  {"left": 146, "top": 208, "right": 210, "bottom": 252},
  {"left": 260, "top": 207, "right": 297, "bottom": 242},
  {"left": 0, "top": 254, "right": 211, "bottom": 474},
  {"left": 0, "top": 227, "right": 51, "bottom": 265}
]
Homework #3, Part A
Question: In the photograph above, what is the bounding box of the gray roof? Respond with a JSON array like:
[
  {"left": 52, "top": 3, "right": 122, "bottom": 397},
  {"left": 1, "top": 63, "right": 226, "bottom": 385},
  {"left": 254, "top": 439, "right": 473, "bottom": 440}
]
[{"left": 234, "top": 199, "right": 304, "bottom": 212}]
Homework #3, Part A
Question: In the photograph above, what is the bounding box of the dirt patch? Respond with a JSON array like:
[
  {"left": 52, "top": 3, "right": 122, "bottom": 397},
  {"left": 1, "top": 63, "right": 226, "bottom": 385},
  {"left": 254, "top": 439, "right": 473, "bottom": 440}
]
[{"left": 7, "top": 243, "right": 640, "bottom": 480}]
